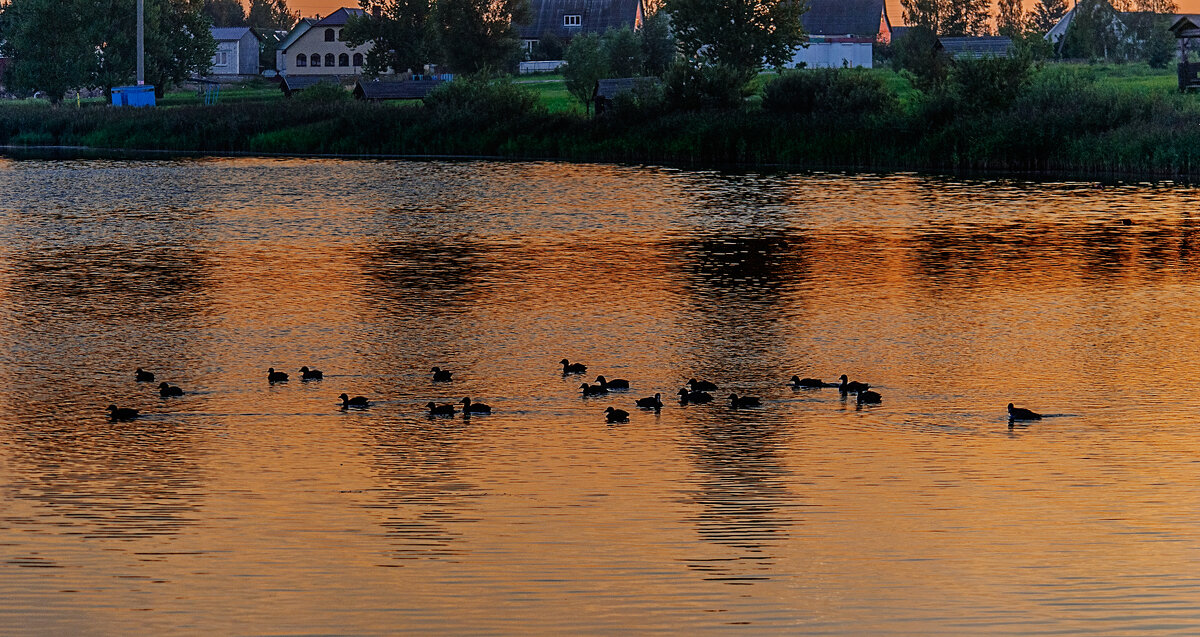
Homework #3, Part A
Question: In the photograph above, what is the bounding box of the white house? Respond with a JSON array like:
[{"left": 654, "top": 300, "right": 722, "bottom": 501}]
[
  {"left": 276, "top": 8, "right": 374, "bottom": 76},
  {"left": 210, "top": 27, "right": 260, "bottom": 76},
  {"left": 791, "top": 0, "right": 891, "bottom": 69}
]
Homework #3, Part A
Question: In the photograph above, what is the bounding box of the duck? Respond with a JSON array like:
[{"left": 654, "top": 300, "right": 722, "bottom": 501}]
[
  {"left": 857, "top": 390, "right": 882, "bottom": 404},
  {"left": 838, "top": 374, "right": 869, "bottom": 393},
  {"left": 688, "top": 378, "right": 718, "bottom": 391},
  {"left": 339, "top": 393, "right": 370, "bottom": 408},
  {"left": 1007, "top": 403, "right": 1042, "bottom": 420},
  {"left": 461, "top": 397, "right": 491, "bottom": 413},
  {"left": 561, "top": 359, "right": 587, "bottom": 374},
  {"left": 605, "top": 407, "right": 630, "bottom": 423},
  {"left": 107, "top": 405, "right": 139, "bottom": 421},
  {"left": 427, "top": 401, "right": 456, "bottom": 415},
  {"left": 677, "top": 387, "right": 714, "bottom": 404},
  {"left": 158, "top": 382, "right": 184, "bottom": 397},
  {"left": 595, "top": 375, "right": 630, "bottom": 390},
  {"left": 299, "top": 366, "right": 323, "bottom": 380},
  {"left": 581, "top": 383, "right": 608, "bottom": 396},
  {"left": 635, "top": 393, "right": 663, "bottom": 410},
  {"left": 135, "top": 368, "right": 155, "bottom": 382},
  {"left": 729, "top": 393, "right": 761, "bottom": 408},
  {"left": 789, "top": 375, "right": 827, "bottom": 389},
  {"left": 267, "top": 368, "right": 289, "bottom": 383},
  {"left": 431, "top": 366, "right": 452, "bottom": 382}
]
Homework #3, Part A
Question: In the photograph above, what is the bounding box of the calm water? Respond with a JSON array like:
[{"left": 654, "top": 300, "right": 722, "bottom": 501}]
[{"left": 1, "top": 158, "right": 1200, "bottom": 634}]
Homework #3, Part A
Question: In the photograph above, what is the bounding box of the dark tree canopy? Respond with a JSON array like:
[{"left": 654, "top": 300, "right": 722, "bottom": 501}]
[
  {"left": 247, "top": 0, "right": 298, "bottom": 29},
  {"left": 345, "top": 0, "right": 435, "bottom": 75},
  {"left": 997, "top": 0, "right": 1024, "bottom": 37},
  {"left": 639, "top": 11, "right": 676, "bottom": 76},
  {"left": 1030, "top": 0, "right": 1068, "bottom": 34},
  {"left": 0, "top": 0, "right": 95, "bottom": 102},
  {"left": 901, "top": 0, "right": 991, "bottom": 37},
  {"left": 203, "top": 0, "right": 246, "bottom": 26},
  {"left": 434, "top": 0, "right": 530, "bottom": 73},
  {"left": 667, "top": 0, "right": 807, "bottom": 75}
]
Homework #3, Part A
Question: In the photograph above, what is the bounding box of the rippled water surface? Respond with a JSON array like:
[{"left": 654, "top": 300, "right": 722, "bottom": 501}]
[{"left": 2, "top": 158, "right": 1200, "bottom": 634}]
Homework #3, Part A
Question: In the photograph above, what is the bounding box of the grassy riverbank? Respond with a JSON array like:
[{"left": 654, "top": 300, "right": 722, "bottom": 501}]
[{"left": 1, "top": 63, "right": 1198, "bottom": 175}]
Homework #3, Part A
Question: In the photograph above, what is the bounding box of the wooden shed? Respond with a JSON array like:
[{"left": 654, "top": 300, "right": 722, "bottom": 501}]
[
  {"left": 592, "top": 77, "right": 660, "bottom": 114},
  {"left": 1171, "top": 15, "right": 1200, "bottom": 91},
  {"left": 935, "top": 36, "right": 1014, "bottom": 59},
  {"left": 352, "top": 79, "right": 445, "bottom": 101},
  {"left": 280, "top": 75, "right": 343, "bottom": 97}
]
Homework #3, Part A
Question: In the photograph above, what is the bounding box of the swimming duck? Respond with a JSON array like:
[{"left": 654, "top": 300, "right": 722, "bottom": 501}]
[
  {"left": 299, "top": 366, "right": 323, "bottom": 380},
  {"left": 431, "top": 367, "right": 452, "bottom": 382},
  {"left": 427, "top": 401, "right": 456, "bottom": 415},
  {"left": 605, "top": 407, "right": 630, "bottom": 423},
  {"left": 561, "top": 359, "right": 587, "bottom": 374},
  {"left": 461, "top": 397, "right": 491, "bottom": 413},
  {"left": 339, "top": 393, "right": 370, "bottom": 408},
  {"left": 107, "top": 405, "right": 139, "bottom": 421},
  {"left": 581, "top": 383, "right": 608, "bottom": 396},
  {"left": 677, "top": 388, "right": 714, "bottom": 404},
  {"left": 688, "top": 378, "right": 718, "bottom": 391},
  {"left": 729, "top": 393, "right": 761, "bottom": 408},
  {"left": 635, "top": 393, "right": 663, "bottom": 410},
  {"left": 789, "top": 375, "right": 827, "bottom": 389},
  {"left": 268, "top": 368, "right": 289, "bottom": 383},
  {"left": 158, "top": 382, "right": 184, "bottom": 397},
  {"left": 1007, "top": 403, "right": 1041, "bottom": 420},
  {"left": 838, "top": 375, "right": 869, "bottom": 393},
  {"left": 595, "top": 375, "right": 630, "bottom": 390},
  {"left": 857, "top": 390, "right": 882, "bottom": 404},
  {"left": 135, "top": 368, "right": 155, "bottom": 382}
]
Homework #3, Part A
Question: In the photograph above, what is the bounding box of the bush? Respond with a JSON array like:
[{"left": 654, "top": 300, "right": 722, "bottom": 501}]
[
  {"left": 423, "top": 76, "right": 544, "bottom": 122},
  {"left": 762, "top": 68, "right": 898, "bottom": 121},
  {"left": 947, "top": 54, "right": 1034, "bottom": 112},
  {"left": 294, "top": 82, "right": 351, "bottom": 103},
  {"left": 662, "top": 60, "right": 746, "bottom": 111}
]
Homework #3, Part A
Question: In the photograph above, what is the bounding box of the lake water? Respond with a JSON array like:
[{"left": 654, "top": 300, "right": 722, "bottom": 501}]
[{"left": 1, "top": 157, "right": 1200, "bottom": 634}]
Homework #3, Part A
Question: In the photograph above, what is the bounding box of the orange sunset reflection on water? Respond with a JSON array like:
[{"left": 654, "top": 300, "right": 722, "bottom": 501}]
[{"left": 1, "top": 158, "right": 1200, "bottom": 633}]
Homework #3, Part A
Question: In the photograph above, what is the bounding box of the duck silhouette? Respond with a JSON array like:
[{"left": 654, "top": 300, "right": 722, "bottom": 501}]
[
  {"left": 461, "top": 397, "right": 491, "bottom": 413},
  {"left": 789, "top": 375, "right": 828, "bottom": 389},
  {"left": 268, "top": 368, "right": 289, "bottom": 383},
  {"left": 1007, "top": 403, "right": 1042, "bottom": 420},
  {"left": 605, "top": 407, "right": 630, "bottom": 423},
  {"left": 339, "top": 393, "right": 369, "bottom": 408},
  {"left": 678, "top": 387, "right": 713, "bottom": 404},
  {"left": 158, "top": 382, "right": 184, "bottom": 397},
  {"left": 581, "top": 383, "right": 608, "bottom": 397},
  {"left": 431, "top": 367, "right": 452, "bottom": 382},
  {"left": 838, "top": 375, "right": 869, "bottom": 393},
  {"left": 135, "top": 368, "right": 155, "bottom": 382},
  {"left": 635, "top": 393, "right": 663, "bottom": 410},
  {"left": 729, "top": 393, "right": 761, "bottom": 408},
  {"left": 107, "top": 405, "right": 139, "bottom": 421},
  {"left": 595, "top": 375, "right": 630, "bottom": 390},
  {"left": 427, "top": 401, "right": 456, "bottom": 415},
  {"left": 299, "top": 366, "right": 323, "bottom": 380},
  {"left": 561, "top": 359, "right": 587, "bottom": 374},
  {"left": 857, "top": 390, "right": 882, "bottom": 404},
  {"left": 688, "top": 378, "right": 718, "bottom": 391}
]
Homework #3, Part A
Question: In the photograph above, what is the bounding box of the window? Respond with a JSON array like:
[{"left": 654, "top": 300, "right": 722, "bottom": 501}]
[
  {"left": 337, "top": 29, "right": 344, "bottom": 41},
  {"left": 311, "top": 53, "right": 321, "bottom": 66},
  {"left": 212, "top": 51, "right": 228, "bottom": 67},
  {"left": 564, "top": 14, "right": 581, "bottom": 26},
  {"left": 339, "top": 53, "right": 350, "bottom": 67},
  {"left": 325, "top": 28, "right": 335, "bottom": 42},
  {"left": 296, "top": 53, "right": 307, "bottom": 67},
  {"left": 353, "top": 53, "right": 363, "bottom": 66},
  {"left": 325, "top": 53, "right": 335, "bottom": 67}
]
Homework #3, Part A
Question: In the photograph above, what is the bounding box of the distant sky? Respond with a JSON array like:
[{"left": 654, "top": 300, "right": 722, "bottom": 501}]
[{"left": 288, "top": 1, "right": 1200, "bottom": 22}]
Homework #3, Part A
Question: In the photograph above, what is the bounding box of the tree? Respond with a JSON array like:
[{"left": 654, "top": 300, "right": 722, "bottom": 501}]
[
  {"left": 1030, "top": 0, "right": 1068, "bottom": 34},
  {"left": 434, "top": 0, "right": 530, "bottom": 73},
  {"left": 997, "top": 0, "right": 1024, "bottom": 37},
  {"left": 1122, "top": 0, "right": 1177, "bottom": 66},
  {"left": 247, "top": 0, "right": 298, "bottom": 30},
  {"left": 603, "top": 27, "right": 643, "bottom": 76},
  {"left": 0, "top": 0, "right": 95, "bottom": 102},
  {"left": 91, "top": 0, "right": 216, "bottom": 96},
  {"left": 901, "top": 0, "right": 990, "bottom": 36},
  {"left": 203, "top": 0, "right": 245, "bottom": 26},
  {"left": 640, "top": 11, "right": 676, "bottom": 75},
  {"left": 345, "top": 0, "right": 435, "bottom": 75},
  {"left": 667, "top": 0, "right": 807, "bottom": 77},
  {"left": 1059, "top": 0, "right": 1120, "bottom": 59},
  {"left": 563, "top": 32, "right": 607, "bottom": 112},
  {"left": 530, "top": 31, "right": 565, "bottom": 60}
]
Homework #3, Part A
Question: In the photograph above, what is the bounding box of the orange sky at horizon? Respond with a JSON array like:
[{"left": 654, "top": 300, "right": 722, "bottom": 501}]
[{"left": 288, "top": 0, "right": 1200, "bottom": 22}]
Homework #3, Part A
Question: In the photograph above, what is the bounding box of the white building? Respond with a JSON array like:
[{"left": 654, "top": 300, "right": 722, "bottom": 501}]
[
  {"left": 210, "top": 27, "right": 260, "bottom": 76},
  {"left": 276, "top": 8, "right": 373, "bottom": 76},
  {"left": 790, "top": 0, "right": 891, "bottom": 69}
]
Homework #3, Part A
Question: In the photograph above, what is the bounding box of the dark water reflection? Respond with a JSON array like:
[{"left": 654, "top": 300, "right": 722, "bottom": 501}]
[{"left": 2, "top": 159, "right": 1200, "bottom": 634}]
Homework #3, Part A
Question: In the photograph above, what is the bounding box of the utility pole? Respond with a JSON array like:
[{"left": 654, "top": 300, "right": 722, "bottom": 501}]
[{"left": 137, "top": 0, "right": 145, "bottom": 85}]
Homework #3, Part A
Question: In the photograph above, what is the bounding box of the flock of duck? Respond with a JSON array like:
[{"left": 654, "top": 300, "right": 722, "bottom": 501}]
[{"left": 108, "top": 360, "right": 1045, "bottom": 425}]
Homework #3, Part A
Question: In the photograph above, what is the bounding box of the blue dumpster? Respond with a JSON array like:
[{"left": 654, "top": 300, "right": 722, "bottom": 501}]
[{"left": 111, "top": 85, "right": 156, "bottom": 107}]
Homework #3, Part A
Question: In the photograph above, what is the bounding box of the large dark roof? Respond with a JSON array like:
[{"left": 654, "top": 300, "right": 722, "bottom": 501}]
[
  {"left": 519, "top": 0, "right": 642, "bottom": 39},
  {"left": 353, "top": 79, "right": 445, "bottom": 100},
  {"left": 280, "top": 75, "right": 343, "bottom": 95},
  {"left": 937, "top": 36, "right": 1013, "bottom": 58},
  {"left": 314, "top": 7, "right": 365, "bottom": 26},
  {"left": 802, "top": 0, "right": 887, "bottom": 37}
]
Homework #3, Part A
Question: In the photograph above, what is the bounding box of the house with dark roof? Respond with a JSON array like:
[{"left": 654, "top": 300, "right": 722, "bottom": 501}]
[
  {"left": 936, "top": 36, "right": 1013, "bottom": 59},
  {"left": 353, "top": 79, "right": 445, "bottom": 100},
  {"left": 210, "top": 27, "right": 261, "bottom": 76},
  {"left": 790, "top": 0, "right": 891, "bottom": 69},
  {"left": 277, "top": 7, "right": 376, "bottom": 76},
  {"left": 517, "top": 0, "right": 644, "bottom": 52}
]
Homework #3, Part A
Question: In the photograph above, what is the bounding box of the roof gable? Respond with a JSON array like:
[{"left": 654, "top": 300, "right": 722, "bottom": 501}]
[
  {"left": 802, "top": 0, "right": 886, "bottom": 37},
  {"left": 211, "top": 27, "right": 254, "bottom": 42},
  {"left": 519, "top": 0, "right": 643, "bottom": 39},
  {"left": 277, "top": 18, "right": 317, "bottom": 52},
  {"left": 314, "top": 7, "right": 366, "bottom": 26}
]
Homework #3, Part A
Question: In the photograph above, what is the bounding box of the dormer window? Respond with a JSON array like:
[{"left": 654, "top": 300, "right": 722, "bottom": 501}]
[
  {"left": 564, "top": 14, "right": 581, "bottom": 26},
  {"left": 325, "top": 28, "right": 335, "bottom": 41}
]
